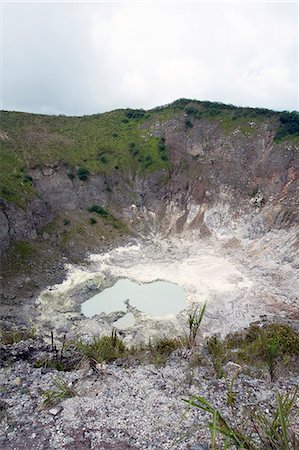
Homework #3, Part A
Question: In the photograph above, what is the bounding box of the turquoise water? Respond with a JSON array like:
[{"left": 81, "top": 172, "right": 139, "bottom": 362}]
[{"left": 81, "top": 278, "right": 186, "bottom": 320}]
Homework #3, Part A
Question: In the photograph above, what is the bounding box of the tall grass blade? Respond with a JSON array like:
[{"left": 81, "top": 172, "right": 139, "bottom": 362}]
[
  {"left": 211, "top": 410, "right": 217, "bottom": 450},
  {"left": 277, "top": 392, "right": 290, "bottom": 450}
]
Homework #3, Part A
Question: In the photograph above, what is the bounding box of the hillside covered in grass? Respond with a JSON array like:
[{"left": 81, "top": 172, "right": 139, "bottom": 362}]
[{"left": 1, "top": 99, "right": 298, "bottom": 209}]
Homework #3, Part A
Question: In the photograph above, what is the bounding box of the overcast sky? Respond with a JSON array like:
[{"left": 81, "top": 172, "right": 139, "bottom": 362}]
[{"left": 1, "top": 1, "right": 298, "bottom": 115}]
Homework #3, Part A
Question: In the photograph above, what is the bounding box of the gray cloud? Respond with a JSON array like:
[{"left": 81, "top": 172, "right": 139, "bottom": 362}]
[{"left": 2, "top": 2, "right": 298, "bottom": 115}]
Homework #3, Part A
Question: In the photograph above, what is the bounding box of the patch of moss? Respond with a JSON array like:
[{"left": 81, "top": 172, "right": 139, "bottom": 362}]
[{"left": 12, "top": 240, "right": 34, "bottom": 259}]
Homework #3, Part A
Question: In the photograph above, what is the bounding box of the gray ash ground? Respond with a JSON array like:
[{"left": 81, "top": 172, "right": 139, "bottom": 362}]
[{"left": 0, "top": 339, "right": 298, "bottom": 449}]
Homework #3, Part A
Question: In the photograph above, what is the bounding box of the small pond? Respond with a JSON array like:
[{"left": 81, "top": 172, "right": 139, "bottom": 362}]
[{"left": 81, "top": 278, "right": 186, "bottom": 328}]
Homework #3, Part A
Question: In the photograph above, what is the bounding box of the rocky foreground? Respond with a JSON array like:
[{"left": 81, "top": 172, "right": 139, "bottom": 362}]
[{"left": 0, "top": 330, "right": 298, "bottom": 450}]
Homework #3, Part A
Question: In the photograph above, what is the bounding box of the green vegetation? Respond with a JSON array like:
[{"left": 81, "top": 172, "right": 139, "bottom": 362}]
[
  {"left": 154, "top": 98, "right": 277, "bottom": 119},
  {"left": 147, "top": 337, "right": 182, "bottom": 366},
  {"left": 124, "top": 108, "right": 146, "bottom": 120},
  {"left": 36, "top": 209, "right": 129, "bottom": 255},
  {"left": 0, "top": 326, "right": 36, "bottom": 344},
  {"left": 224, "top": 370, "right": 239, "bottom": 409},
  {"left": 207, "top": 323, "right": 299, "bottom": 380},
  {"left": 0, "top": 100, "right": 296, "bottom": 208},
  {"left": 185, "top": 387, "right": 299, "bottom": 449},
  {"left": 74, "top": 332, "right": 183, "bottom": 368},
  {"left": 77, "top": 167, "right": 90, "bottom": 180},
  {"left": 187, "top": 302, "right": 206, "bottom": 348},
  {"left": 34, "top": 332, "right": 80, "bottom": 372},
  {"left": 87, "top": 204, "right": 128, "bottom": 231},
  {"left": 0, "top": 108, "right": 169, "bottom": 207},
  {"left": 42, "top": 378, "right": 77, "bottom": 407},
  {"left": 157, "top": 137, "right": 168, "bottom": 161},
  {"left": 274, "top": 111, "right": 299, "bottom": 141},
  {"left": 67, "top": 170, "right": 75, "bottom": 180},
  {"left": 89, "top": 217, "right": 97, "bottom": 225},
  {"left": 184, "top": 104, "right": 202, "bottom": 120},
  {"left": 75, "top": 331, "right": 126, "bottom": 367},
  {"left": 129, "top": 337, "right": 183, "bottom": 367},
  {"left": 152, "top": 98, "right": 281, "bottom": 137},
  {"left": 12, "top": 240, "right": 34, "bottom": 260},
  {"left": 207, "top": 335, "right": 227, "bottom": 378},
  {"left": 185, "top": 118, "right": 193, "bottom": 129}
]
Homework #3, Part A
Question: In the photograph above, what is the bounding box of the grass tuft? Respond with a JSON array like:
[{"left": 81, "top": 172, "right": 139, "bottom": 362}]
[
  {"left": 42, "top": 378, "right": 77, "bottom": 408},
  {"left": 188, "top": 302, "right": 206, "bottom": 348},
  {"left": 226, "top": 323, "right": 299, "bottom": 379},
  {"left": 184, "top": 387, "right": 299, "bottom": 449},
  {"left": 75, "top": 330, "right": 126, "bottom": 368},
  {"left": 0, "top": 326, "right": 36, "bottom": 344}
]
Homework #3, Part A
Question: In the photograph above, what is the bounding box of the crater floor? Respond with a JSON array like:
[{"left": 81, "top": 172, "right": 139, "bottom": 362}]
[{"left": 36, "top": 229, "right": 299, "bottom": 344}]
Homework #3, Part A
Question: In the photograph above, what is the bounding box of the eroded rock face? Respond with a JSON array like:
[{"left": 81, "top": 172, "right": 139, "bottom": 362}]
[{"left": 0, "top": 112, "right": 298, "bottom": 252}]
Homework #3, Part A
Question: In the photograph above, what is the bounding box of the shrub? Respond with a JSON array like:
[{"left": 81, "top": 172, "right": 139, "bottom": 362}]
[
  {"left": 100, "top": 155, "right": 108, "bottom": 164},
  {"left": 88, "top": 205, "right": 109, "bottom": 217},
  {"left": 125, "top": 109, "right": 145, "bottom": 120},
  {"left": 63, "top": 219, "right": 70, "bottom": 226},
  {"left": 87, "top": 205, "right": 127, "bottom": 232},
  {"left": 185, "top": 118, "right": 193, "bottom": 129},
  {"left": 157, "top": 138, "right": 166, "bottom": 152},
  {"left": 35, "top": 332, "right": 80, "bottom": 372},
  {"left": 144, "top": 154, "right": 153, "bottom": 167},
  {"left": 266, "top": 323, "right": 299, "bottom": 354},
  {"left": 34, "top": 359, "right": 66, "bottom": 371},
  {"left": 157, "top": 137, "right": 168, "bottom": 161},
  {"left": 129, "top": 142, "right": 140, "bottom": 158},
  {"left": 1, "top": 186, "right": 11, "bottom": 197},
  {"left": 208, "top": 107, "right": 221, "bottom": 117},
  {"left": 89, "top": 217, "right": 97, "bottom": 225},
  {"left": 171, "top": 98, "right": 191, "bottom": 109},
  {"left": 185, "top": 105, "right": 198, "bottom": 115},
  {"left": 77, "top": 167, "right": 89, "bottom": 181},
  {"left": 67, "top": 170, "right": 75, "bottom": 180},
  {"left": 184, "top": 104, "right": 202, "bottom": 119},
  {"left": 275, "top": 111, "right": 299, "bottom": 141},
  {"left": 23, "top": 175, "right": 33, "bottom": 183}
]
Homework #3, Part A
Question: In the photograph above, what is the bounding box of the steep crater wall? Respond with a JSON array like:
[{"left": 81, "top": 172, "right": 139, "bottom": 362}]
[
  {"left": 0, "top": 106, "right": 298, "bottom": 339},
  {"left": 0, "top": 111, "right": 298, "bottom": 252}
]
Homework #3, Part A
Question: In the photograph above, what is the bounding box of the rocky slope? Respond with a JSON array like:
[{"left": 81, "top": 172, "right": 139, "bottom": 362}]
[{"left": 0, "top": 326, "right": 298, "bottom": 450}]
